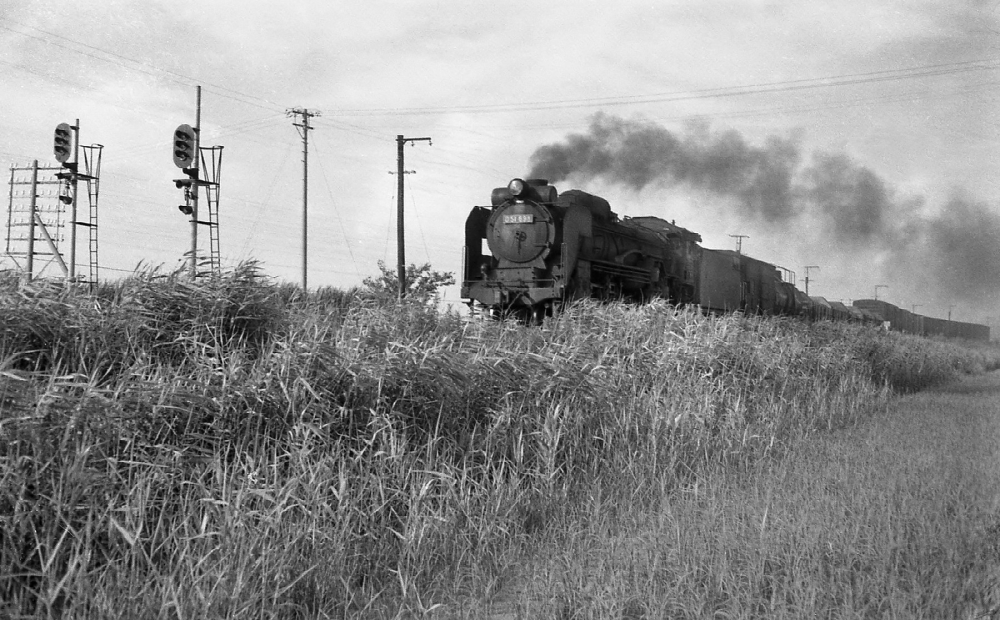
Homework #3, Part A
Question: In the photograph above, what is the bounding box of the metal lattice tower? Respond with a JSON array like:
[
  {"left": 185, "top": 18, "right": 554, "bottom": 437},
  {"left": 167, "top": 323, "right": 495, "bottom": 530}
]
[
  {"left": 5, "top": 155, "right": 102, "bottom": 286},
  {"left": 6, "top": 161, "right": 69, "bottom": 281}
]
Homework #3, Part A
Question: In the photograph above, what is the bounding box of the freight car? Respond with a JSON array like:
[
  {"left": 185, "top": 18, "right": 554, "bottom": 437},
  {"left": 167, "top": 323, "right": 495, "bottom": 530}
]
[
  {"left": 853, "top": 299, "right": 989, "bottom": 341},
  {"left": 461, "top": 178, "right": 990, "bottom": 341}
]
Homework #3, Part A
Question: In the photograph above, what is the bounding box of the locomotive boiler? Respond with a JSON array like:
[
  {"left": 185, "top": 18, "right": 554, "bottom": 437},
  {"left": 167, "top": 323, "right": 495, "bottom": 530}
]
[{"left": 462, "top": 178, "right": 702, "bottom": 321}]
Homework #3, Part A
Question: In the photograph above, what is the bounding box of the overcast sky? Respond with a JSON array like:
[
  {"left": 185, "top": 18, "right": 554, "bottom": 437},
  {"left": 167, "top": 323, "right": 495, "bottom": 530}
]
[{"left": 2, "top": 0, "right": 998, "bottom": 322}]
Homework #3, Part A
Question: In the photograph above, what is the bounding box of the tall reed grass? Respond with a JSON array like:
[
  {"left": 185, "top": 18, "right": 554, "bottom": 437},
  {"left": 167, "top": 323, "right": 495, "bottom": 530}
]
[{"left": 1, "top": 267, "right": 998, "bottom": 618}]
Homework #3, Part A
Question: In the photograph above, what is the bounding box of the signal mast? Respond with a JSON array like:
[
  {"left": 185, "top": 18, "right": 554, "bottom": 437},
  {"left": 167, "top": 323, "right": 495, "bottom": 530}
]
[{"left": 172, "top": 86, "right": 223, "bottom": 278}]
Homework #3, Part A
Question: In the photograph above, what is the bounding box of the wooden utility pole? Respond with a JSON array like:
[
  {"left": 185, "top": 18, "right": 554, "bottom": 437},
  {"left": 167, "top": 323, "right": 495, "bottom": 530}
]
[
  {"left": 729, "top": 234, "right": 749, "bottom": 254},
  {"left": 288, "top": 108, "right": 319, "bottom": 289},
  {"left": 804, "top": 265, "right": 820, "bottom": 296},
  {"left": 395, "top": 134, "right": 431, "bottom": 299}
]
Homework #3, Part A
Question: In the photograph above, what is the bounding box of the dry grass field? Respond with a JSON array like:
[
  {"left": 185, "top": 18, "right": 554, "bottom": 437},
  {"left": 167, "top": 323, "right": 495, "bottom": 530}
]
[
  {"left": 477, "top": 372, "right": 1000, "bottom": 619},
  {"left": 1, "top": 265, "right": 999, "bottom": 618}
]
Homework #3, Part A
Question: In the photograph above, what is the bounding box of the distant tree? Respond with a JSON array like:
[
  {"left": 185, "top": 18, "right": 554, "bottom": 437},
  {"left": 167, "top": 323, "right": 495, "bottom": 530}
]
[{"left": 362, "top": 261, "right": 455, "bottom": 303}]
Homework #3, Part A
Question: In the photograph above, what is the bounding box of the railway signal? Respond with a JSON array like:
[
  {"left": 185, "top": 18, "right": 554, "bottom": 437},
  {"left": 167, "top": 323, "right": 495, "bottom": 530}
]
[
  {"left": 175, "top": 174, "right": 196, "bottom": 215},
  {"left": 171, "top": 123, "right": 199, "bottom": 217},
  {"left": 171, "top": 86, "right": 223, "bottom": 278},
  {"left": 172, "top": 123, "right": 197, "bottom": 169},
  {"left": 53, "top": 123, "right": 73, "bottom": 163}
]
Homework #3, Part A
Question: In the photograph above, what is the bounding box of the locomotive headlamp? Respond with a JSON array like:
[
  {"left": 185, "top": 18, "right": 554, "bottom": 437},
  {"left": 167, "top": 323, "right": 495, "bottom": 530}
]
[{"left": 508, "top": 178, "right": 526, "bottom": 197}]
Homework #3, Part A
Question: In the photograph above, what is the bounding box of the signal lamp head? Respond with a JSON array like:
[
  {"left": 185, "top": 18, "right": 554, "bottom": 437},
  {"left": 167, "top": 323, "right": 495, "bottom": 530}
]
[
  {"left": 178, "top": 204, "right": 193, "bottom": 216},
  {"left": 172, "top": 123, "right": 197, "bottom": 169},
  {"left": 53, "top": 123, "right": 73, "bottom": 164}
]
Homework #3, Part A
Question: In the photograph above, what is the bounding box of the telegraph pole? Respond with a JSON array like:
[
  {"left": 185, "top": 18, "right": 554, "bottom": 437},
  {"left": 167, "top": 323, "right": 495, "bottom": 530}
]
[
  {"left": 288, "top": 108, "right": 319, "bottom": 289},
  {"left": 804, "top": 265, "right": 820, "bottom": 295},
  {"left": 396, "top": 134, "right": 431, "bottom": 299},
  {"left": 729, "top": 234, "right": 749, "bottom": 254}
]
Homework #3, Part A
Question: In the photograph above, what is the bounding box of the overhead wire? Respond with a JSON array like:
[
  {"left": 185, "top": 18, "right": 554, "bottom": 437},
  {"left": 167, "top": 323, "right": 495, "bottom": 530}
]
[
  {"left": 383, "top": 189, "right": 394, "bottom": 263},
  {"left": 238, "top": 139, "right": 294, "bottom": 259},
  {"left": 0, "top": 19, "right": 286, "bottom": 113},
  {"left": 404, "top": 173, "right": 432, "bottom": 264},
  {"left": 321, "top": 59, "right": 1000, "bottom": 117},
  {"left": 4, "top": 13, "right": 996, "bottom": 152},
  {"left": 310, "top": 133, "right": 361, "bottom": 276}
]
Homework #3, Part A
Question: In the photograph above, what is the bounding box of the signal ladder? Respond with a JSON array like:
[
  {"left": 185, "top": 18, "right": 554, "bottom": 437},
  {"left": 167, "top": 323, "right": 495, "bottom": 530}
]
[
  {"left": 197, "top": 145, "right": 223, "bottom": 277},
  {"left": 74, "top": 144, "right": 103, "bottom": 287}
]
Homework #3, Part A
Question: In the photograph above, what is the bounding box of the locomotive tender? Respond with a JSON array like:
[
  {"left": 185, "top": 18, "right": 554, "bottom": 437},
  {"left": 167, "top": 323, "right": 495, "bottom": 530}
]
[{"left": 461, "top": 178, "right": 989, "bottom": 341}]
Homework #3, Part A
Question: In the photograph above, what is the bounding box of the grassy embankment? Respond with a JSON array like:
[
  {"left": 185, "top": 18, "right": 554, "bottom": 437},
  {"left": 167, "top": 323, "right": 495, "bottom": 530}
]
[{"left": 1, "top": 265, "right": 999, "bottom": 618}]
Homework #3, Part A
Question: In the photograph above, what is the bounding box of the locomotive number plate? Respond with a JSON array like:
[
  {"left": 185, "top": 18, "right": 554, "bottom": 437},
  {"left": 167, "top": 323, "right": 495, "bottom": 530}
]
[{"left": 503, "top": 214, "right": 534, "bottom": 224}]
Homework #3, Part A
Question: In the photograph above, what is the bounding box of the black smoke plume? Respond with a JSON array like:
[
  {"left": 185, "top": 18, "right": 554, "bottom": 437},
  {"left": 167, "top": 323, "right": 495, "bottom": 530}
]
[
  {"left": 529, "top": 114, "right": 801, "bottom": 222},
  {"left": 924, "top": 195, "right": 1000, "bottom": 301},
  {"left": 527, "top": 112, "right": 1000, "bottom": 310}
]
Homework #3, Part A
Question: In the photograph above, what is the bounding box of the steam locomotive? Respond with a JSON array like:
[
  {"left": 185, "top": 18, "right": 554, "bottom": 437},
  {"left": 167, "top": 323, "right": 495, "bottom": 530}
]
[{"left": 461, "top": 178, "right": 990, "bottom": 341}]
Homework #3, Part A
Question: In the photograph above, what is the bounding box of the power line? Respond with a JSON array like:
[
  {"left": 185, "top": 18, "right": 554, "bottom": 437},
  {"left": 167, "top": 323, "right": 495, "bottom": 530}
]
[
  {"left": 320, "top": 59, "right": 1000, "bottom": 117},
  {"left": 4, "top": 15, "right": 995, "bottom": 124},
  {"left": 239, "top": 140, "right": 294, "bottom": 258},
  {"left": 0, "top": 20, "right": 287, "bottom": 113},
  {"left": 310, "top": 132, "right": 361, "bottom": 277},
  {"left": 405, "top": 174, "right": 431, "bottom": 263}
]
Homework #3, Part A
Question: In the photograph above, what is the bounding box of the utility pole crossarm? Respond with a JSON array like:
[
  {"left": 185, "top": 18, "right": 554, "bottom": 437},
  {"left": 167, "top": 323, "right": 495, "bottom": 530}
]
[{"left": 729, "top": 234, "right": 749, "bottom": 254}]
